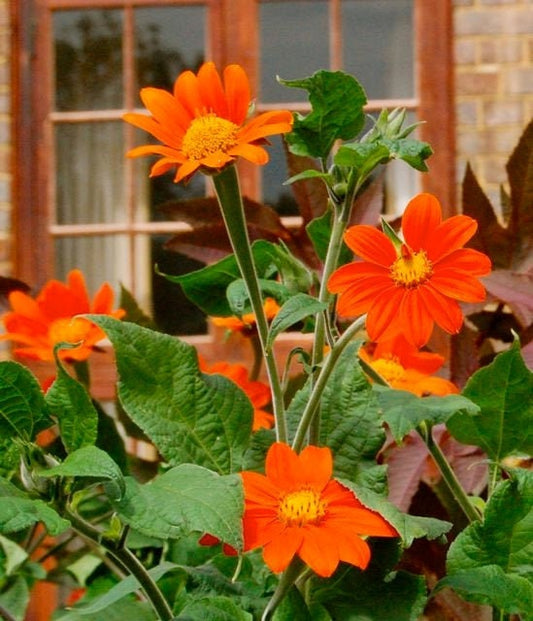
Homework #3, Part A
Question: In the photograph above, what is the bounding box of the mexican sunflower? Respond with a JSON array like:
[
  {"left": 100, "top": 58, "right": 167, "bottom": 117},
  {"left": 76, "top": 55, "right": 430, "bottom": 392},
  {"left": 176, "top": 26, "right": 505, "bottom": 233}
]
[
  {"left": 199, "top": 358, "right": 274, "bottom": 431},
  {"left": 211, "top": 297, "right": 280, "bottom": 337},
  {"left": 328, "top": 193, "right": 492, "bottom": 347},
  {"left": 240, "top": 442, "right": 398, "bottom": 577},
  {"left": 1, "top": 269, "right": 125, "bottom": 362},
  {"left": 123, "top": 61, "right": 293, "bottom": 183},
  {"left": 359, "top": 335, "right": 458, "bottom": 396}
]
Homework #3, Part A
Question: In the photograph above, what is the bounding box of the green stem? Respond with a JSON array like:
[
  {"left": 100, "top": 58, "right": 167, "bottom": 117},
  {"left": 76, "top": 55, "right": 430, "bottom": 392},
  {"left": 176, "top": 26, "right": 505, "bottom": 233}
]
[
  {"left": 249, "top": 334, "right": 263, "bottom": 382},
  {"left": 488, "top": 462, "right": 501, "bottom": 499},
  {"left": 293, "top": 315, "right": 366, "bottom": 452},
  {"left": 417, "top": 423, "right": 480, "bottom": 524},
  {"left": 212, "top": 165, "right": 287, "bottom": 442},
  {"left": 261, "top": 557, "right": 305, "bottom": 621},
  {"left": 66, "top": 508, "right": 173, "bottom": 620}
]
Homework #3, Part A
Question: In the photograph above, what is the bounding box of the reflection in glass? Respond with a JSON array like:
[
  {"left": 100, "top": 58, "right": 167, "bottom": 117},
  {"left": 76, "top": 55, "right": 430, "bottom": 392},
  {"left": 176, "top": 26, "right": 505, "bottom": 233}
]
[
  {"left": 342, "top": 0, "right": 414, "bottom": 99},
  {"left": 260, "top": 1, "right": 329, "bottom": 102},
  {"left": 261, "top": 136, "right": 298, "bottom": 216},
  {"left": 54, "top": 235, "right": 130, "bottom": 297},
  {"left": 135, "top": 7, "right": 205, "bottom": 97},
  {"left": 55, "top": 122, "right": 126, "bottom": 225},
  {"left": 54, "top": 10, "right": 123, "bottom": 111}
]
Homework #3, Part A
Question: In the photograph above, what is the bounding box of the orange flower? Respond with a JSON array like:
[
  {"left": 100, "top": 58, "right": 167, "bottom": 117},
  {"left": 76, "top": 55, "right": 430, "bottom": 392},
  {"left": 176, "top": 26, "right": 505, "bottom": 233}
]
[
  {"left": 199, "top": 358, "right": 273, "bottom": 431},
  {"left": 328, "top": 193, "right": 492, "bottom": 347},
  {"left": 240, "top": 443, "right": 397, "bottom": 577},
  {"left": 1, "top": 269, "right": 125, "bottom": 362},
  {"left": 123, "top": 62, "right": 293, "bottom": 183},
  {"left": 359, "top": 335, "right": 458, "bottom": 396},
  {"left": 211, "top": 297, "right": 280, "bottom": 337}
]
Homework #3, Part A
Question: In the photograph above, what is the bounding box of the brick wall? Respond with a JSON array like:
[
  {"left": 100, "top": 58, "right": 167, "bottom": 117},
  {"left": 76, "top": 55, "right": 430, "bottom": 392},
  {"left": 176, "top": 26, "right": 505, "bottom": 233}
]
[
  {"left": 454, "top": 0, "right": 533, "bottom": 209},
  {"left": 0, "top": 0, "right": 10, "bottom": 277}
]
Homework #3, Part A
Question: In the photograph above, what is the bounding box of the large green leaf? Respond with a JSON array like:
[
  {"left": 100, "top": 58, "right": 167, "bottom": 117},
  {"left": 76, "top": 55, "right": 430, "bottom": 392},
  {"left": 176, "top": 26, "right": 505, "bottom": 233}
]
[
  {"left": 319, "top": 344, "right": 385, "bottom": 481},
  {"left": 436, "top": 469, "right": 533, "bottom": 615},
  {"left": 46, "top": 355, "right": 98, "bottom": 453},
  {"left": 0, "top": 477, "right": 69, "bottom": 536},
  {"left": 267, "top": 294, "right": 327, "bottom": 347},
  {"left": 112, "top": 465, "right": 243, "bottom": 549},
  {"left": 158, "top": 240, "right": 280, "bottom": 317},
  {"left": 0, "top": 361, "right": 52, "bottom": 441},
  {"left": 86, "top": 317, "right": 253, "bottom": 474},
  {"left": 280, "top": 70, "right": 367, "bottom": 159},
  {"left": 447, "top": 339, "right": 533, "bottom": 460},
  {"left": 177, "top": 596, "right": 253, "bottom": 621},
  {"left": 40, "top": 446, "right": 125, "bottom": 501},
  {"left": 0, "top": 574, "right": 30, "bottom": 621},
  {"left": 375, "top": 386, "right": 480, "bottom": 443}
]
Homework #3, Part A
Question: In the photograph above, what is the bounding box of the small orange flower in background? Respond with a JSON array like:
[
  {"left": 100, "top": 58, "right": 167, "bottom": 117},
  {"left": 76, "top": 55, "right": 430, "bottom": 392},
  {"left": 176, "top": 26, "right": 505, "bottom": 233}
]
[
  {"left": 1, "top": 269, "right": 125, "bottom": 362},
  {"left": 328, "top": 193, "right": 492, "bottom": 347},
  {"left": 123, "top": 61, "right": 293, "bottom": 183},
  {"left": 211, "top": 297, "right": 280, "bottom": 337},
  {"left": 199, "top": 358, "right": 274, "bottom": 431},
  {"left": 359, "top": 335, "right": 458, "bottom": 397},
  {"left": 240, "top": 442, "right": 397, "bottom": 578}
]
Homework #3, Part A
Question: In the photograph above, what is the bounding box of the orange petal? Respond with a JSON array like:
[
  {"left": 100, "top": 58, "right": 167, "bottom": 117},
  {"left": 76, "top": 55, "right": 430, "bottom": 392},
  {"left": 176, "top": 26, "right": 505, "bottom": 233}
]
[
  {"left": 262, "top": 527, "right": 303, "bottom": 574},
  {"left": 229, "top": 142, "right": 269, "bottom": 165},
  {"left": 91, "top": 283, "right": 114, "bottom": 314},
  {"left": 197, "top": 62, "right": 228, "bottom": 118},
  {"left": 431, "top": 269, "right": 487, "bottom": 302},
  {"left": 139, "top": 87, "right": 190, "bottom": 137},
  {"left": 365, "top": 287, "right": 406, "bottom": 342},
  {"left": 344, "top": 225, "right": 396, "bottom": 267},
  {"left": 401, "top": 193, "right": 442, "bottom": 251},
  {"left": 419, "top": 285, "right": 464, "bottom": 335},
  {"left": 123, "top": 110, "right": 179, "bottom": 150},
  {"left": 435, "top": 248, "right": 492, "bottom": 276},
  {"left": 238, "top": 111, "right": 293, "bottom": 142},
  {"left": 67, "top": 270, "right": 90, "bottom": 306},
  {"left": 265, "top": 442, "right": 302, "bottom": 490},
  {"left": 426, "top": 215, "right": 478, "bottom": 262},
  {"left": 335, "top": 278, "right": 396, "bottom": 319},
  {"left": 7, "top": 291, "right": 43, "bottom": 321},
  {"left": 398, "top": 289, "right": 435, "bottom": 348},
  {"left": 335, "top": 531, "right": 371, "bottom": 570},
  {"left": 175, "top": 159, "right": 201, "bottom": 183},
  {"left": 240, "top": 471, "right": 279, "bottom": 508},
  {"left": 126, "top": 144, "right": 185, "bottom": 160},
  {"left": 298, "top": 445, "right": 333, "bottom": 490},
  {"left": 174, "top": 69, "right": 204, "bottom": 118},
  {"left": 328, "top": 262, "right": 389, "bottom": 292},
  {"left": 223, "top": 64, "right": 251, "bottom": 125},
  {"left": 298, "top": 525, "right": 340, "bottom": 577}
]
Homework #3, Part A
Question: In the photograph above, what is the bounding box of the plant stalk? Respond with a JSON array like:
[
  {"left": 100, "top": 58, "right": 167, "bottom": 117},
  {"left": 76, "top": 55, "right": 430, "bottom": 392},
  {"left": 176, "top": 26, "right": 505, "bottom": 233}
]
[
  {"left": 212, "top": 165, "right": 287, "bottom": 442},
  {"left": 417, "top": 423, "right": 480, "bottom": 524},
  {"left": 261, "top": 557, "right": 304, "bottom": 621}
]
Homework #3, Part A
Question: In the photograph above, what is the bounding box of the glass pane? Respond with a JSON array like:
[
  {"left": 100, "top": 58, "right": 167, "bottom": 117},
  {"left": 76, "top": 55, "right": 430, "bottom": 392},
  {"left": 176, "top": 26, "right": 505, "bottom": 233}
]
[
  {"left": 261, "top": 136, "right": 298, "bottom": 216},
  {"left": 54, "top": 235, "right": 130, "bottom": 296},
  {"left": 54, "top": 10, "right": 123, "bottom": 111},
  {"left": 342, "top": 0, "right": 414, "bottom": 99},
  {"left": 260, "top": 1, "right": 329, "bottom": 102},
  {"left": 147, "top": 236, "right": 207, "bottom": 336},
  {"left": 55, "top": 122, "right": 126, "bottom": 225},
  {"left": 135, "top": 6, "right": 205, "bottom": 95}
]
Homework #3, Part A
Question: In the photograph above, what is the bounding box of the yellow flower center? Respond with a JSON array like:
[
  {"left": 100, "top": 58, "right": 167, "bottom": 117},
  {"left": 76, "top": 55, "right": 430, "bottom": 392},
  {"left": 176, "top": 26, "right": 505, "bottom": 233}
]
[
  {"left": 371, "top": 356, "right": 407, "bottom": 386},
  {"left": 390, "top": 245, "right": 433, "bottom": 288},
  {"left": 181, "top": 114, "right": 239, "bottom": 160},
  {"left": 49, "top": 317, "right": 91, "bottom": 346},
  {"left": 278, "top": 488, "right": 327, "bottom": 527}
]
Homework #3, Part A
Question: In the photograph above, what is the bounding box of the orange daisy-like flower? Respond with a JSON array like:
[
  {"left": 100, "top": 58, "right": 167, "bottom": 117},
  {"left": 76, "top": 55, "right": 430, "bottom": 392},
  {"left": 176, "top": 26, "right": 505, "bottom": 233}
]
[
  {"left": 359, "top": 335, "right": 458, "bottom": 396},
  {"left": 211, "top": 297, "right": 280, "bottom": 337},
  {"left": 123, "top": 61, "right": 293, "bottom": 183},
  {"left": 199, "top": 358, "right": 274, "bottom": 431},
  {"left": 1, "top": 269, "right": 125, "bottom": 362},
  {"left": 240, "top": 443, "right": 398, "bottom": 578},
  {"left": 328, "top": 193, "right": 492, "bottom": 347}
]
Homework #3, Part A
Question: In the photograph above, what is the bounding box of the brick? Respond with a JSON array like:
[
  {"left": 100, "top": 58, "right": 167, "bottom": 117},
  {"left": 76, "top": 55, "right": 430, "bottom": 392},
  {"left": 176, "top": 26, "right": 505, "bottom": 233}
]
[
  {"left": 456, "top": 100, "right": 479, "bottom": 125},
  {"left": 455, "top": 39, "right": 477, "bottom": 64},
  {"left": 456, "top": 70, "right": 499, "bottom": 96},
  {"left": 480, "top": 157, "right": 510, "bottom": 185},
  {"left": 479, "top": 39, "right": 523, "bottom": 63},
  {"left": 484, "top": 100, "right": 524, "bottom": 124},
  {"left": 453, "top": 0, "right": 475, "bottom": 6},
  {"left": 505, "top": 67, "right": 533, "bottom": 94},
  {"left": 486, "top": 127, "right": 524, "bottom": 153},
  {"left": 455, "top": 9, "right": 533, "bottom": 36},
  {"left": 457, "top": 130, "right": 488, "bottom": 155}
]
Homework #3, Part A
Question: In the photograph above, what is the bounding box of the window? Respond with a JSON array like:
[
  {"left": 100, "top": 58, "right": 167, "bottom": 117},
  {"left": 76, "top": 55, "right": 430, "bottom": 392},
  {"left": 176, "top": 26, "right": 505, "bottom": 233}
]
[{"left": 13, "top": 0, "right": 454, "bottom": 337}]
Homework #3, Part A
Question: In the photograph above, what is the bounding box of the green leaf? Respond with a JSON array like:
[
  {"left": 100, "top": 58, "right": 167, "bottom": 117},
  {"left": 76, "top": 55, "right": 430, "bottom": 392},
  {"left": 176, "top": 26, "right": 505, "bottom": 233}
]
[
  {"left": 177, "top": 596, "right": 253, "bottom": 621},
  {"left": 285, "top": 169, "right": 333, "bottom": 185},
  {"left": 320, "top": 344, "right": 386, "bottom": 482},
  {"left": 267, "top": 294, "right": 327, "bottom": 347},
  {"left": 436, "top": 566, "right": 532, "bottom": 616},
  {"left": 226, "top": 278, "right": 290, "bottom": 316},
  {"left": 0, "top": 535, "right": 28, "bottom": 576},
  {"left": 334, "top": 142, "right": 391, "bottom": 177},
  {"left": 280, "top": 70, "right": 367, "bottom": 159},
  {"left": 447, "top": 339, "right": 533, "bottom": 460},
  {"left": 0, "top": 477, "right": 70, "bottom": 535},
  {"left": 112, "top": 465, "right": 243, "bottom": 549},
  {"left": 40, "top": 446, "right": 125, "bottom": 501},
  {"left": 383, "top": 137, "right": 433, "bottom": 172},
  {"left": 46, "top": 356, "right": 98, "bottom": 453},
  {"left": 0, "top": 361, "right": 52, "bottom": 441},
  {"left": 0, "top": 575, "right": 30, "bottom": 621},
  {"left": 86, "top": 317, "right": 253, "bottom": 474},
  {"left": 158, "top": 239, "right": 279, "bottom": 317},
  {"left": 343, "top": 480, "right": 452, "bottom": 548},
  {"left": 375, "top": 386, "right": 480, "bottom": 443},
  {"left": 306, "top": 209, "right": 352, "bottom": 264}
]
